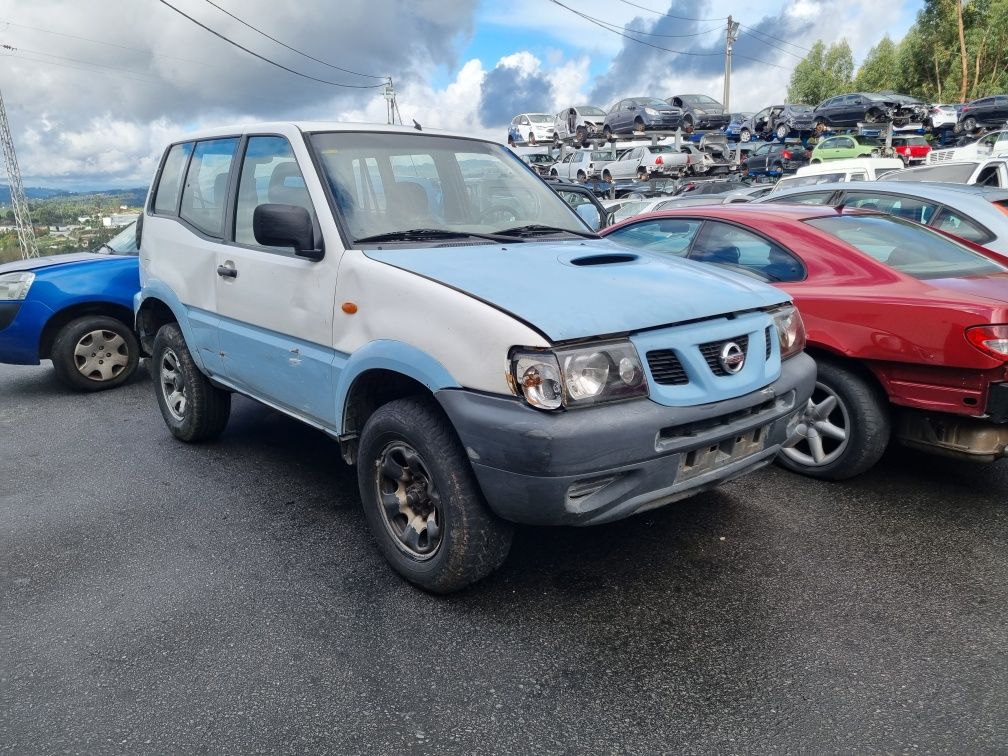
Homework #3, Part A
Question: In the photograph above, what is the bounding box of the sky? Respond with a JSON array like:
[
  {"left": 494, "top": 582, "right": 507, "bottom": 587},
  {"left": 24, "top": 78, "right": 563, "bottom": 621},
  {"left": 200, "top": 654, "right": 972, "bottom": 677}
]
[{"left": 0, "top": 0, "right": 923, "bottom": 190}]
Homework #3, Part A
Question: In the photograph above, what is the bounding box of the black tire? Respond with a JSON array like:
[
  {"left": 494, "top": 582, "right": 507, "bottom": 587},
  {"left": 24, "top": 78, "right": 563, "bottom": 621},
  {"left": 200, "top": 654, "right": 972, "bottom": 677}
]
[
  {"left": 636, "top": 167, "right": 648, "bottom": 181},
  {"left": 528, "top": 131, "right": 536, "bottom": 145},
  {"left": 576, "top": 170, "right": 587, "bottom": 182},
  {"left": 602, "top": 170, "right": 612, "bottom": 182},
  {"left": 575, "top": 126, "right": 587, "bottom": 146},
  {"left": 682, "top": 115, "right": 694, "bottom": 133},
  {"left": 51, "top": 315, "right": 139, "bottom": 392},
  {"left": 507, "top": 136, "right": 515, "bottom": 147},
  {"left": 962, "top": 116, "right": 977, "bottom": 132},
  {"left": 357, "top": 397, "right": 513, "bottom": 593},
  {"left": 550, "top": 168, "right": 558, "bottom": 178},
  {"left": 814, "top": 119, "right": 826, "bottom": 134},
  {"left": 775, "top": 124, "right": 789, "bottom": 140},
  {"left": 777, "top": 359, "right": 891, "bottom": 480},
  {"left": 633, "top": 117, "right": 645, "bottom": 133},
  {"left": 603, "top": 125, "right": 613, "bottom": 141},
  {"left": 739, "top": 127, "right": 751, "bottom": 143},
  {"left": 151, "top": 323, "right": 230, "bottom": 443},
  {"left": 770, "top": 161, "right": 783, "bottom": 174},
  {"left": 865, "top": 109, "right": 881, "bottom": 124}
]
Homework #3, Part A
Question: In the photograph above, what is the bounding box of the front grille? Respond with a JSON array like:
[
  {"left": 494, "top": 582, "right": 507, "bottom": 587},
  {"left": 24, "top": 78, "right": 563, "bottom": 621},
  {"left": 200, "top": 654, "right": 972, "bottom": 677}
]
[
  {"left": 698, "top": 335, "right": 749, "bottom": 376},
  {"left": 646, "top": 350, "right": 689, "bottom": 385}
]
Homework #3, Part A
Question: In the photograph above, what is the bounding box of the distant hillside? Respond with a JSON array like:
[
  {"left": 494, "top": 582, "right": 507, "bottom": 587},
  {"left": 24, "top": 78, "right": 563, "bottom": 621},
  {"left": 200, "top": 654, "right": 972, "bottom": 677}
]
[{"left": 0, "top": 186, "right": 147, "bottom": 206}]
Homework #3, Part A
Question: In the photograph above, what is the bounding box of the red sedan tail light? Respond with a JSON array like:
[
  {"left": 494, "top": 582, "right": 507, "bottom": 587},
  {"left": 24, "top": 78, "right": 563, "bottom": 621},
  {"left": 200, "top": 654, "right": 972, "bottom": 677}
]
[{"left": 966, "top": 325, "right": 1008, "bottom": 361}]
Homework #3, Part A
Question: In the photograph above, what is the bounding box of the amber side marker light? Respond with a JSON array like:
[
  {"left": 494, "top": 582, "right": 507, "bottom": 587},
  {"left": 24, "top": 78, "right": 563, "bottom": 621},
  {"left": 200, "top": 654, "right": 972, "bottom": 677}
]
[{"left": 342, "top": 302, "right": 358, "bottom": 314}]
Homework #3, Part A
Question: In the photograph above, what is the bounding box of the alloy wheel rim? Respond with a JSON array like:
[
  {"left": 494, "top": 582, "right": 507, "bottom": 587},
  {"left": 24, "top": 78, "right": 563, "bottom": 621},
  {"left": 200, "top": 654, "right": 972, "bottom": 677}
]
[
  {"left": 374, "top": 441, "right": 443, "bottom": 560},
  {"left": 781, "top": 381, "right": 851, "bottom": 468},
  {"left": 73, "top": 329, "right": 129, "bottom": 381},
  {"left": 159, "top": 349, "right": 187, "bottom": 421}
]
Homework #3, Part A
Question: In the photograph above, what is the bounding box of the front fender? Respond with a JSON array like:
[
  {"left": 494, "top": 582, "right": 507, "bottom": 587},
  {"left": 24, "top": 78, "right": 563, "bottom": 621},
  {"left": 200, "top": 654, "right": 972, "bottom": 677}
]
[{"left": 335, "top": 340, "right": 460, "bottom": 433}]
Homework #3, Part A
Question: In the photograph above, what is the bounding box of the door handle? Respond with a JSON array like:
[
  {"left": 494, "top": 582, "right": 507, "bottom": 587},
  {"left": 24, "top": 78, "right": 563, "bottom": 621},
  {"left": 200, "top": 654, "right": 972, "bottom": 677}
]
[{"left": 217, "top": 262, "right": 238, "bottom": 279}]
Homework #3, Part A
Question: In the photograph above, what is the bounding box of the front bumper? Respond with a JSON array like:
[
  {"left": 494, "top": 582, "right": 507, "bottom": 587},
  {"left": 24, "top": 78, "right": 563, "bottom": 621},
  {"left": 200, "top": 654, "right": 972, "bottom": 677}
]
[
  {"left": 437, "top": 353, "right": 816, "bottom": 526},
  {"left": 643, "top": 116, "right": 683, "bottom": 130},
  {"left": 0, "top": 299, "right": 52, "bottom": 365},
  {"left": 695, "top": 116, "right": 730, "bottom": 129}
]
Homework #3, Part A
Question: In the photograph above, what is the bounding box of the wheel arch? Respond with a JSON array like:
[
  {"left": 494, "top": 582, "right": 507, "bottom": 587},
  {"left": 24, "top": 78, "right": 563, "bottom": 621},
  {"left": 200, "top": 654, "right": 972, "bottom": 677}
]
[
  {"left": 135, "top": 296, "right": 178, "bottom": 356},
  {"left": 803, "top": 343, "right": 890, "bottom": 403},
  {"left": 38, "top": 301, "right": 135, "bottom": 361}
]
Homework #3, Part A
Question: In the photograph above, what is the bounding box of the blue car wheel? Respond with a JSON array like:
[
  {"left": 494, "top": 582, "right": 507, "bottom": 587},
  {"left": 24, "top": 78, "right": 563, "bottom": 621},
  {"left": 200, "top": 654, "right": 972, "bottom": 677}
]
[{"left": 50, "top": 314, "right": 139, "bottom": 392}]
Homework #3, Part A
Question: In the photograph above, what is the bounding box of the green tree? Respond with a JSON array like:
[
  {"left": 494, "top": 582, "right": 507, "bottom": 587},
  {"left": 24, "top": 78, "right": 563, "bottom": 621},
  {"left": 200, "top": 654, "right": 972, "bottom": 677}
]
[
  {"left": 787, "top": 40, "right": 854, "bottom": 105},
  {"left": 853, "top": 36, "right": 900, "bottom": 92}
]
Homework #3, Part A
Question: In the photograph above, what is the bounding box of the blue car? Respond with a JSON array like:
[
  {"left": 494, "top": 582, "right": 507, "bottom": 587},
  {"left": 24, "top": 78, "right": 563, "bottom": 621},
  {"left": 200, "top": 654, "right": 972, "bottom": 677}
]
[{"left": 0, "top": 222, "right": 140, "bottom": 390}]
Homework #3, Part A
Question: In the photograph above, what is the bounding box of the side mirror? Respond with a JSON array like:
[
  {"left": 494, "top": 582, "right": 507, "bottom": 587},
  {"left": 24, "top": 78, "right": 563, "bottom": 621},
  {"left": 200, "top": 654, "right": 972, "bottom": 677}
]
[
  {"left": 253, "top": 203, "right": 324, "bottom": 261},
  {"left": 575, "top": 203, "right": 602, "bottom": 231}
]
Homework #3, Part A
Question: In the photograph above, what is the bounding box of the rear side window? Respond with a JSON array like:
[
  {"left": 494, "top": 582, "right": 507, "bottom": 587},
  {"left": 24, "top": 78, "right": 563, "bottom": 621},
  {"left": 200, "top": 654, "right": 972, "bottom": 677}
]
[
  {"left": 153, "top": 142, "right": 194, "bottom": 215},
  {"left": 932, "top": 208, "right": 992, "bottom": 244},
  {"left": 180, "top": 138, "right": 239, "bottom": 237},
  {"left": 888, "top": 163, "right": 977, "bottom": 183},
  {"left": 844, "top": 192, "right": 938, "bottom": 224},
  {"left": 806, "top": 215, "right": 1006, "bottom": 279}
]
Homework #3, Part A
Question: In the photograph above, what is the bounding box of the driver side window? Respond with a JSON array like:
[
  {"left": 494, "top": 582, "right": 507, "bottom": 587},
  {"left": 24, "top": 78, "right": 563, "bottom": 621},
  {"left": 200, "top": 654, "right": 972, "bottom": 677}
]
[
  {"left": 234, "top": 136, "right": 315, "bottom": 249},
  {"left": 606, "top": 218, "right": 702, "bottom": 254},
  {"left": 690, "top": 221, "right": 804, "bottom": 282}
]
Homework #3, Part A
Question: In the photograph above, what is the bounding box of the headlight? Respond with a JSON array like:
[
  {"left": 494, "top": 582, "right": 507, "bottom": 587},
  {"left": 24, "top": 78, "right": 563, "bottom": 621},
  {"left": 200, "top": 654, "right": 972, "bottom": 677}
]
[
  {"left": 769, "top": 304, "right": 806, "bottom": 360},
  {"left": 644, "top": 108, "right": 659, "bottom": 116},
  {"left": 0, "top": 271, "right": 35, "bottom": 301},
  {"left": 511, "top": 341, "right": 648, "bottom": 410}
]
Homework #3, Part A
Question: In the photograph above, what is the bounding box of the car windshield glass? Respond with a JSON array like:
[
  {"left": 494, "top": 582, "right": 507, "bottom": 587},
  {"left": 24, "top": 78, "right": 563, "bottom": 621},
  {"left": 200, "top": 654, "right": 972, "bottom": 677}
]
[
  {"left": 525, "top": 154, "right": 553, "bottom": 164},
  {"left": 789, "top": 105, "right": 814, "bottom": 112},
  {"left": 888, "top": 163, "right": 978, "bottom": 183},
  {"left": 100, "top": 222, "right": 138, "bottom": 255},
  {"left": 858, "top": 137, "right": 883, "bottom": 146},
  {"left": 774, "top": 173, "right": 845, "bottom": 191},
  {"left": 807, "top": 215, "right": 1007, "bottom": 279},
  {"left": 691, "top": 95, "right": 720, "bottom": 105},
  {"left": 310, "top": 131, "right": 589, "bottom": 244},
  {"left": 528, "top": 114, "right": 553, "bottom": 123},
  {"left": 590, "top": 150, "right": 617, "bottom": 160},
  {"left": 578, "top": 106, "right": 605, "bottom": 116},
  {"left": 634, "top": 98, "right": 671, "bottom": 108}
]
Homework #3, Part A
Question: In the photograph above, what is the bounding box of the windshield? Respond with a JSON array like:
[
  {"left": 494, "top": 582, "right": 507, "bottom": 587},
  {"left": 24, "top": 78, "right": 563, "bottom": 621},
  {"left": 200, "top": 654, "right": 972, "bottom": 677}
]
[
  {"left": 788, "top": 104, "right": 814, "bottom": 113},
  {"left": 684, "top": 95, "right": 720, "bottom": 105},
  {"left": 773, "top": 174, "right": 845, "bottom": 191},
  {"left": 887, "top": 163, "right": 978, "bottom": 183},
  {"left": 100, "top": 222, "right": 138, "bottom": 255},
  {"left": 634, "top": 98, "right": 672, "bottom": 108},
  {"left": 807, "top": 215, "right": 1007, "bottom": 279},
  {"left": 525, "top": 154, "right": 553, "bottom": 164},
  {"left": 528, "top": 114, "right": 552, "bottom": 124},
  {"left": 309, "top": 131, "right": 589, "bottom": 244},
  {"left": 578, "top": 106, "right": 606, "bottom": 117}
]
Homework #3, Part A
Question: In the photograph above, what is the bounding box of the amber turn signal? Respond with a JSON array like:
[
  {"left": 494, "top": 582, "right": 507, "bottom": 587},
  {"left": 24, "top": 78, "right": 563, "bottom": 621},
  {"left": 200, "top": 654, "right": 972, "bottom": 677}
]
[{"left": 342, "top": 302, "right": 358, "bottom": 314}]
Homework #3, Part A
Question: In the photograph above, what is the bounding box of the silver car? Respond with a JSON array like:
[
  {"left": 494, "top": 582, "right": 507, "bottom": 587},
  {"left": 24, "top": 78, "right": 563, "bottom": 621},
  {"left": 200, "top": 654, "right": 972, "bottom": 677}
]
[
  {"left": 553, "top": 105, "right": 608, "bottom": 144},
  {"left": 758, "top": 180, "right": 1008, "bottom": 255}
]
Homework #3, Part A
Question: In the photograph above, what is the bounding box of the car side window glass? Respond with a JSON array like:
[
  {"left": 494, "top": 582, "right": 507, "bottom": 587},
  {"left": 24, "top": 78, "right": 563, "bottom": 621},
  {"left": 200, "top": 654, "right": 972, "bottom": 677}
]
[
  {"left": 234, "top": 136, "right": 315, "bottom": 249},
  {"left": 844, "top": 192, "right": 938, "bottom": 223},
  {"left": 153, "top": 142, "right": 194, "bottom": 215},
  {"left": 933, "top": 208, "right": 991, "bottom": 243},
  {"left": 768, "top": 192, "right": 833, "bottom": 205},
  {"left": 606, "top": 218, "right": 702, "bottom": 254},
  {"left": 690, "top": 221, "right": 804, "bottom": 282},
  {"left": 179, "top": 138, "right": 239, "bottom": 237}
]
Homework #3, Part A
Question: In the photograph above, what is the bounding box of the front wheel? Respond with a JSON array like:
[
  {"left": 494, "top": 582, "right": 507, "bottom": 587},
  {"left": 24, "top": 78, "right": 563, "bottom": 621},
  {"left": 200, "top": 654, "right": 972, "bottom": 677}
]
[
  {"left": 778, "top": 360, "right": 891, "bottom": 480},
  {"left": 602, "top": 170, "right": 612, "bottom": 182},
  {"left": 576, "top": 170, "right": 587, "bottom": 182},
  {"left": 775, "top": 124, "right": 789, "bottom": 140},
  {"left": 50, "top": 315, "right": 139, "bottom": 392},
  {"left": 739, "top": 127, "right": 751, "bottom": 143},
  {"left": 357, "top": 398, "right": 513, "bottom": 593},
  {"left": 636, "top": 167, "right": 648, "bottom": 181},
  {"left": 603, "top": 125, "right": 613, "bottom": 141},
  {"left": 152, "top": 323, "right": 230, "bottom": 442},
  {"left": 962, "top": 116, "right": 977, "bottom": 132}
]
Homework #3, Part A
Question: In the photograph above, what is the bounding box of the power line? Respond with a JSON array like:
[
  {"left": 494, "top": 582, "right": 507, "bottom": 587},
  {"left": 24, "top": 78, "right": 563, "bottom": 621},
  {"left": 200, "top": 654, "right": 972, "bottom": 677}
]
[
  {"left": 3, "top": 44, "right": 163, "bottom": 83},
  {"left": 156, "top": 0, "right": 386, "bottom": 88},
  {"left": 0, "top": 44, "right": 162, "bottom": 84},
  {"left": 610, "top": 0, "right": 727, "bottom": 23},
  {"left": 1, "top": 20, "right": 218, "bottom": 68},
  {"left": 734, "top": 26, "right": 804, "bottom": 59},
  {"left": 739, "top": 24, "right": 812, "bottom": 54},
  {"left": 200, "top": 0, "right": 386, "bottom": 80},
  {"left": 564, "top": 8, "right": 723, "bottom": 39},
  {"left": 549, "top": 0, "right": 792, "bottom": 70}
]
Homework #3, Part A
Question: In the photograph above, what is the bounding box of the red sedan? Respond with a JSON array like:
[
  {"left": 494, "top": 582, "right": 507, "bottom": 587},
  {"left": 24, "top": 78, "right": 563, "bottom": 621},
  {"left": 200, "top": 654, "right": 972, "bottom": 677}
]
[
  {"left": 601, "top": 204, "right": 1008, "bottom": 479},
  {"left": 891, "top": 135, "right": 932, "bottom": 165}
]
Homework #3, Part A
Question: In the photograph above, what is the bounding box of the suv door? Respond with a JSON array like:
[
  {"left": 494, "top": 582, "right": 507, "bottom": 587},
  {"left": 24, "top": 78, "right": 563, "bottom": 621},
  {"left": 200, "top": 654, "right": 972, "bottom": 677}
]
[{"left": 215, "top": 134, "right": 340, "bottom": 424}]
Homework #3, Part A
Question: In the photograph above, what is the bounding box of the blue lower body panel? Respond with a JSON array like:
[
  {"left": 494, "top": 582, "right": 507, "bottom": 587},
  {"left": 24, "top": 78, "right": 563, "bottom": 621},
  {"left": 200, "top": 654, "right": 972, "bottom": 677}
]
[{"left": 0, "top": 300, "right": 54, "bottom": 365}]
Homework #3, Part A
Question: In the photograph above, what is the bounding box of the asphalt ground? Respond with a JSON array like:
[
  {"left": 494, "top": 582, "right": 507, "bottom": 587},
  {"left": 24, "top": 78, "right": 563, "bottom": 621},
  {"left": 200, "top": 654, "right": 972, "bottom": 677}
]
[{"left": 1, "top": 362, "right": 1006, "bottom": 755}]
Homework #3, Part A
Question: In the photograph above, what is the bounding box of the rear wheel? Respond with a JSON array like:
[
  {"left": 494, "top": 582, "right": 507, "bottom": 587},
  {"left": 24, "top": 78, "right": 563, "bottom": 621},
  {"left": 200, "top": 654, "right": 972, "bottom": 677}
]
[
  {"left": 814, "top": 119, "right": 826, "bottom": 134},
  {"left": 778, "top": 360, "right": 891, "bottom": 480},
  {"left": 633, "top": 117, "right": 645, "bottom": 133},
  {"left": 152, "top": 323, "right": 230, "bottom": 442},
  {"left": 865, "top": 109, "right": 882, "bottom": 124},
  {"left": 962, "top": 116, "right": 977, "bottom": 132},
  {"left": 603, "top": 125, "right": 613, "bottom": 141},
  {"left": 51, "top": 315, "right": 139, "bottom": 392},
  {"left": 528, "top": 131, "right": 536, "bottom": 145},
  {"left": 636, "top": 167, "right": 648, "bottom": 181},
  {"left": 682, "top": 115, "right": 694, "bottom": 132},
  {"left": 602, "top": 169, "right": 612, "bottom": 182},
  {"left": 775, "top": 124, "right": 789, "bottom": 140},
  {"left": 576, "top": 169, "right": 587, "bottom": 182},
  {"left": 357, "top": 398, "right": 513, "bottom": 593}
]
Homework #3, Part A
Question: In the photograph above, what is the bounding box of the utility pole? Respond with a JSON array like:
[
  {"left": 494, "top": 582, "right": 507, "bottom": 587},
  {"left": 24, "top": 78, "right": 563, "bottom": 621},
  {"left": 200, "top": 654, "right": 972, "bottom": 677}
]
[
  {"left": 382, "top": 77, "right": 402, "bottom": 126},
  {"left": 0, "top": 85, "right": 38, "bottom": 259},
  {"left": 722, "top": 16, "right": 740, "bottom": 111}
]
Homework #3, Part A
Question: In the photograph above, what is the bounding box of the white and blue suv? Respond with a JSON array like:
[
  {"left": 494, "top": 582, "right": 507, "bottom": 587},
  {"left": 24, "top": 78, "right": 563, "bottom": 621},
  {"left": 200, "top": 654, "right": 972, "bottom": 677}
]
[{"left": 136, "top": 122, "right": 816, "bottom": 592}]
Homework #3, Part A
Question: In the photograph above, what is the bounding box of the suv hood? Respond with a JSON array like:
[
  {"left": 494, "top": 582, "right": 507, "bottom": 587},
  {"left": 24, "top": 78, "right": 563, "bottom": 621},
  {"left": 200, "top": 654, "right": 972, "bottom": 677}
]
[
  {"left": 0, "top": 252, "right": 104, "bottom": 275},
  {"left": 365, "top": 240, "right": 787, "bottom": 342}
]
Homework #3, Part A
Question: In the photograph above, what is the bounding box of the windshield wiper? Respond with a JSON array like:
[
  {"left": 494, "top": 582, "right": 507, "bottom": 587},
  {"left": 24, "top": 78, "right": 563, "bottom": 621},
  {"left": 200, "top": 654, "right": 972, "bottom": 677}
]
[
  {"left": 491, "top": 224, "right": 597, "bottom": 239},
  {"left": 354, "top": 228, "right": 518, "bottom": 244}
]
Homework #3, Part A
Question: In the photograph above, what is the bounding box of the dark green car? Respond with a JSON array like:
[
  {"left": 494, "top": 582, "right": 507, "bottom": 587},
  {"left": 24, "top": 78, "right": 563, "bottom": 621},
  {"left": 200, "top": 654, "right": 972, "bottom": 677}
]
[{"left": 810, "top": 134, "right": 884, "bottom": 162}]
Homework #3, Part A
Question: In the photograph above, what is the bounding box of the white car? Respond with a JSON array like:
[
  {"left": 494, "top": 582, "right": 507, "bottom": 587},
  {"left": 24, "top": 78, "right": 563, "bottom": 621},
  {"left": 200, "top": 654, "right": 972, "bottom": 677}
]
[
  {"left": 600, "top": 144, "right": 690, "bottom": 181},
  {"left": 553, "top": 105, "right": 608, "bottom": 144},
  {"left": 927, "top": 130, "right": 1008, "bottom": 164},
  {"left": 549, "top": 148, "right": 617, "bottom": 181},
  {"left": 771, "top": 157, "right": 905, "bottom": 193},
  {"left": 885, "top": 157, "right": 1008, "bottom": 188},
  {"left": 927, "top": 104, "right": 960, "bottom": 131},
  {"left": 135, "top": 121, "right": 816, "bottom": 592},
  {"left": 509, "top": 113, "right": 555, "bottom": 145}
]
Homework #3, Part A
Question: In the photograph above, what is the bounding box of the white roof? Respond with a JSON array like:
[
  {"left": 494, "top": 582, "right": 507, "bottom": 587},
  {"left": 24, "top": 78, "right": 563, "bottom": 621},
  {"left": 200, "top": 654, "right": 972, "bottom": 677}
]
[
  {"left": 168, "top": 120, "right": 472, "bottom": 142},
  {"left": 796, "top": 157, "right": 904, "bottom": 176}
]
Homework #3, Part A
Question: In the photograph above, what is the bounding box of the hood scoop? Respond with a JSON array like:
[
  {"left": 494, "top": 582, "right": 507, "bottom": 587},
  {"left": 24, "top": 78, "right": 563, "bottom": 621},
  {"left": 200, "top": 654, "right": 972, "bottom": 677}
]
[{"left": 569, "top": 253, "right": 638, "bottom": 266}]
